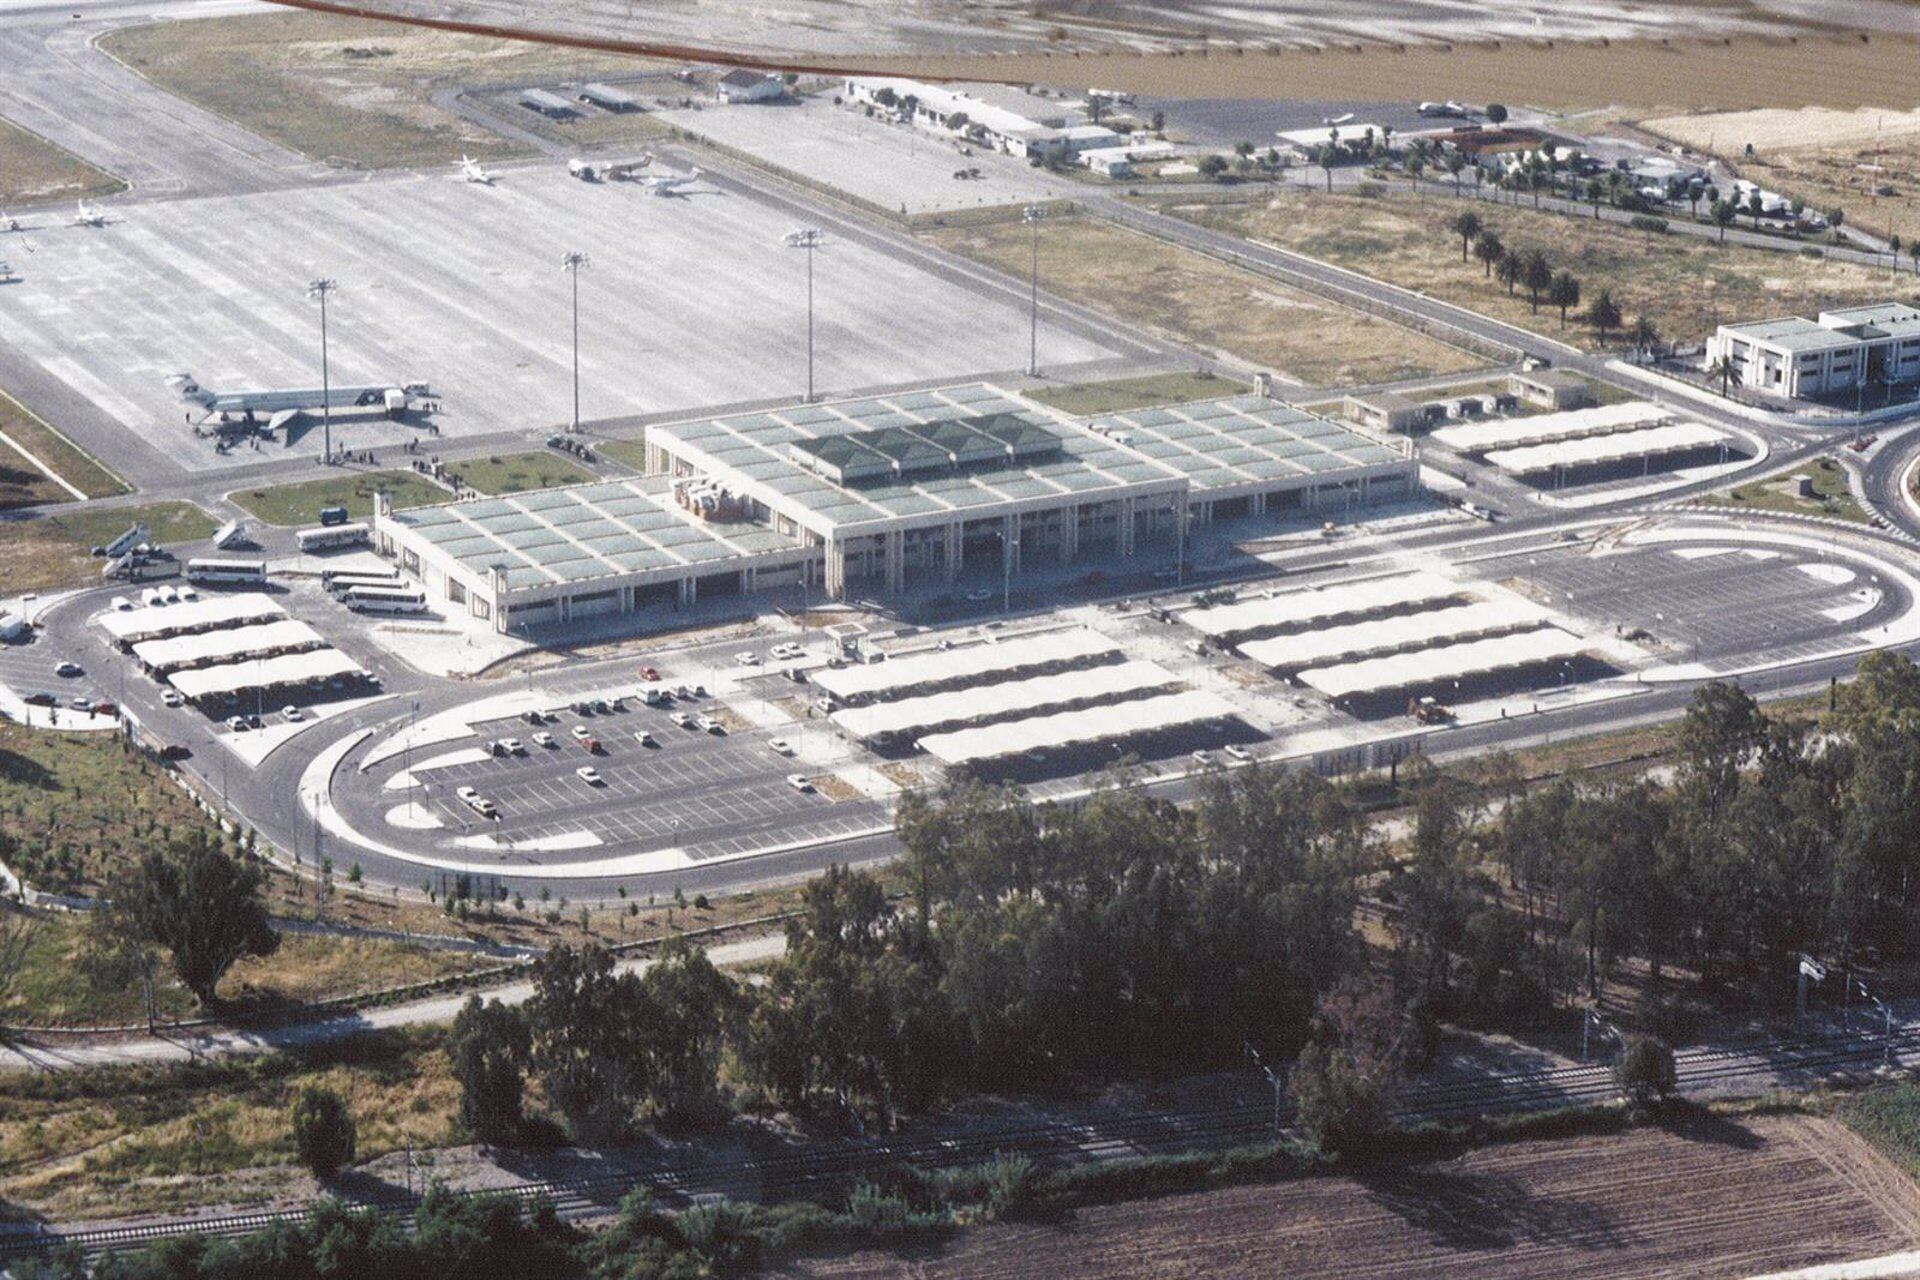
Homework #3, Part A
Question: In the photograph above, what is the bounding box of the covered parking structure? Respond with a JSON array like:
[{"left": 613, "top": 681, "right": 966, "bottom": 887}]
[
  {"left": 1483, "top": 422, "right": 1730, "bottom": 477},
  {"left": 813, "top": 627, "right": 1120, "bottom": 705},
  {"left": 831, "top": 659, "right": 1178, "bottom": 743},
  {"left": 169, "top": 649, "right": 366, "bottom": 706},
  {"left": 1184, "top": 571, "right": 1461, "bottom": 643},
  {"left": 1297, "top": 627, "right": 1588, "bottom": 700},
  {"left": 132, "top": 619, "right": 327, "bottom": 674},
  {"left": 1431, "top": 401, "right": 1672, "bottom": 455},
  {"left": 97, "top": 594, "right": 286, "bottom": 647},
  {"left": 1240, "top": 598, "right": 1546, "bottom": 672},
  {"left": 919, "top": 689, "right": 1240, "bottom": 768}
]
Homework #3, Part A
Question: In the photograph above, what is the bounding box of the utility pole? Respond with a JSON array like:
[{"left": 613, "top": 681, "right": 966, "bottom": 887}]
[
  {"left": 1245, "top": 1039, "right": 1283, "bottom": 1140},
  {"left": 782, "top": 228, "right": 825, "bottom": 402},
  {"left": 561, "top": 251, "right": 589, "bottom": 433},
  {"left": 306, "top": 277, "right": 338, "bottom": 463},
  {"left": 1023, "top": 204, "right": 1045, "bottom": 376}
]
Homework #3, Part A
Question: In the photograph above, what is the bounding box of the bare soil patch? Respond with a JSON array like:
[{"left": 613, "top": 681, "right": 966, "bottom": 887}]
[
  {"left": 926, "top": 216, "right": 1485, "bottom": 387},
  {"left": 795, "top": 1112, "right": 1920, "bottom": 1279},
  {"left": 0, "top": 118, "right": 124, "bottom": 208},
  {"left": 1165, "top": 187, "right": 1917, "bottom": 352}
]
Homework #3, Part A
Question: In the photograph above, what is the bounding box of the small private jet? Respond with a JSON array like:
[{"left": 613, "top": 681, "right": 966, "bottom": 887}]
[
  {"left": 1417, "top": 100, "right": 1472, "bottom": 118},
  {"left": 640, "top": 165, "right": 701, "bottom": 197},
  {"left": 459, "top": 155, "right": 497, "bottom": 185},
  {"left": 71, "top": 201, "right": 107, "bottom": 227}
]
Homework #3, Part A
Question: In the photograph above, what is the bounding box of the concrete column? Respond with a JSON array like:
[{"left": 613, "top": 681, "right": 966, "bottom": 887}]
[
  {"left": 678, "top": 576, "right": 697, "bottom": 608},
  {"left": 1119, "top": 498, "right": 1136, "bottom": 557},
  {"left": 1060, "top": 503, "right": 1079, "bottom": 564},
  {"left": 1003, "top": 514, "right": 1021, "bottom": 578},
  {"left": 944, "top": 523, "right": 962, "bottom": 582},
  {"left": 824, "top": 538, "right": 845, "bottom": 599},
  {"left": 884, "top": 531, "right": 906, "bottom": 595}
]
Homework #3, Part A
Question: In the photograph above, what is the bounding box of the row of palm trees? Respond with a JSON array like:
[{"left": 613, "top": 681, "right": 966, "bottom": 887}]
[{"left": 1444, "top": 209, "right": 1660, "bottom": 354}]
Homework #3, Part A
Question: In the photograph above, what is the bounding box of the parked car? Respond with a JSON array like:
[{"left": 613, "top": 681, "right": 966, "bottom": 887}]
[
  {"left": 24, "top": 692, "right": 55, "bottom": 707},
  {"left": 283, "top": 705, "right": 303, "bottom": 721},
  {"left": 532, "top": 731, "right": 557, "bottom": 748},
  {"left": 734, "top": 651, "right": 762, "bottom": 667},
  {"left": 227, "top": 716, "right": 249, "bottom": 731},
  {"left": 55, "top": 661, "right": 82, "bottom": 677},
  {"left": 576, "top": 766, "right": 603, "bottom": 785},
  {"left": 571, "top": 725, "right": 591, "bottom": 741},
  {"left": 786, "top": 774, "right": 814, "bottom": 793},
  {"left": 634, "top": 730, "right": 656, "bottom": 747},
  {"left": 768, "top": 738, "right": 794, "bottom": 755},
  {"left": 639, "top": 665, "right": 661, "bottom": 681},
  {"left": 670, "top": 711, "right": 693, "bottom": 728}
]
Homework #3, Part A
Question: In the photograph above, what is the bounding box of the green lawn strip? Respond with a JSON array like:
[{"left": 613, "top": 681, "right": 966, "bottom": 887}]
[
  {"left": 1027, "top": 371, "right": 1244, "bottom": 416},
  {"left": 231, "top": 471, "right": 450, "bottom": 527},
  {"left": 1696, "top": 455, "right": 1868, "bottom": 524},
  {"left": 596, "top": 437, "right": 648, "bottom": 471},
  {"left": 445, "top": 451, "right": 595, "bottom": 496},
  {"left": 1834, "top": 1082, "right": 1920, "bottom": 1180},
  {"left": 0, "top": 388, "right": 130, "bottom": 502}
]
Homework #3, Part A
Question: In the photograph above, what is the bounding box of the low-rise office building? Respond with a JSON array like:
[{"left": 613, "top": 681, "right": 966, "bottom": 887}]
[{"left": 1708, "top": 302, "right": 1920, "bottom": 398}]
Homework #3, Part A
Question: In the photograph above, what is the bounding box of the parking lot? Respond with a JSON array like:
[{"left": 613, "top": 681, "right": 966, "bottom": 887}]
[
  {"left": 386, "top": 695, "right": 867, "bottom": 858},
  {"left": 0, "top": 627, "right": 113, "bottom": 719}
]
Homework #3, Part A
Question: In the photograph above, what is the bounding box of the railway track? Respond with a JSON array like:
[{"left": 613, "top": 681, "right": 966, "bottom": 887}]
[{"left": 7, "top": 1021, "right": 1917, "bottom": 1259}]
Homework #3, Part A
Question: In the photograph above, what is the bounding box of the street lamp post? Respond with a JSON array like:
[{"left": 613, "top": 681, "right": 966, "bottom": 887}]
[
  {"left": 561, "top": 251, "right": 589, "bottom": 433},
  {"left": 306, "top": 277, "right": 338, "bottom": 463},
  {"left": 782, "top": 228, "right": 824, "bottom": 402},
  {"left": 1023, "top": 204, "right": 1045, "bottom": 377}
]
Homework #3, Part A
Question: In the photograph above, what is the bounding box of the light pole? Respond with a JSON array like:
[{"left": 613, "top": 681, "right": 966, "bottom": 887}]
[
  {"left": 782, "top": 228, "right": 824, "bottom": 402},
  {"left": 1023, "top": 204, "right": 1044, "bottom": 377},
  {"left": 561, "top": 251, "right": 589, "bottom": 433},
  {"left": 306, "top": 277, "right": 337, "bottom": 463}
]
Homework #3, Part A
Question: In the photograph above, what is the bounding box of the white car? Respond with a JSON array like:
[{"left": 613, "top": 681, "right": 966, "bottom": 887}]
[
  {"left": 786, "top": 773, "right": 814, "bottom": 792},
  {"left": 499, "top": 737, "right": 525, "bottom": 754},
  {"left": 570, "top": 725, "right": 591, "bottom": 741},
  {"left": 162, "top": 690, "right": 185, "bottom": 708},
  {"left": 227, "top": 716, "right": 249, "bottom": 732},
  {"left": 669, "top": 711, "right": 693, "bottom": 728},
  {"left": 283, "top": 705, "right": 303, "bottom": 721},
  {"left": 770, "top": 643, "right": 804, "bottom": 661},
  {"left": 456, "top": 785, "right": 479, "bottom": 802},
  {"left": 634, "top": 730, "right": 656, "bottom": 747},
  {"left": 1224, "top": 744, "right": 1252, "bottom": 762},
  {"left": 768, "top": 738, "right": 794, "bottom": 755},
  {"left": 576, "top": 766, "right": 603, "bottom": 785},
  {"left": 1191, "top": 750, "right": 1212, "bottom": 765},
  {"left": 697, "top": 715, "right": 724, "bottom": 734},
  {"left": 532, "top": 731, "right": 557, "bottom": 748},
  {"left": 734, "top": 651, "right": 762, "bottom": 667}
]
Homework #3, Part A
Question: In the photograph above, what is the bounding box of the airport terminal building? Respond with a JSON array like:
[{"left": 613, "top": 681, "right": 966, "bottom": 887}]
[{"left": 374, "top": 382, "right": 1416, "bottom": 633}]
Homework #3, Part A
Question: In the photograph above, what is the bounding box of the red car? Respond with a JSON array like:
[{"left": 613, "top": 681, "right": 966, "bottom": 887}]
[{"left": 639, "top": 666, "right": 661, "bottom": 681}]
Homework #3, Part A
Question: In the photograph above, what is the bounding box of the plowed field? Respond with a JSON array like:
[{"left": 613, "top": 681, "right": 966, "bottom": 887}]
[{"left": 797, "top": 1113, "right": 1920, "bottom": 1279}]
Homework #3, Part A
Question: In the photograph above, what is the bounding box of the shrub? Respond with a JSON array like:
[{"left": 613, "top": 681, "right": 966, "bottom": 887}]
[
  {"left": 1629, "top": 214, "right": 1669, "bottom": 233},
  {"left": 1614, "top": 1034, "right": 1677, "bottom": 1113},
  {"left": 290, "top": 1086, "right": 357, "bottom": 1180}
]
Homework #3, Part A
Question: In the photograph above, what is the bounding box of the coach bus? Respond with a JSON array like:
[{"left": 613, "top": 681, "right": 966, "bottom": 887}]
[
  {"left": 347, "top": 592, "right": 430, "bottom": 616},
  {"left": 185, "top": 558, "right": 267, "bottom": 586},
  {"left": 296, "top": 523, "right": 371, "bottom": 554},
  {"left": 322, "top": 569, "right": 402, "bottom": 595}
]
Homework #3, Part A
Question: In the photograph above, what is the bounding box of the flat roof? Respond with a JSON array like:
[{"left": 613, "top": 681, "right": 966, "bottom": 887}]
[
  {"left": 1719, "top": 316, "right": 1862, "bottom": 353},
  {"left": 132, "top": 619, "right": 327, "bottom": 672},
  {"left": 1484, "top": 422, "right": 1728, "bottom": 474},
  {"left": 1239, "top": 598, "right": 1545, "bottom": 671},
  {"left": 1088, "top": 396, "right": 1405, "bottom": 493},
  {"left": 831, "top": 659, "right": 1177, "bottom": 741},
  {"left": 1298, "top": 627, "right": 1587, "bottom": 699},
  {"left": 385, "top": 476, "right": 802, "bottom": 594},
  {"left": 1185, "top": 571, "right": 1461, "bottom": 641},
  {"left": 1511, "top": 367, "right": 1587, "bottom": 390},
  {"left": 813, "top": 627, "right": 1120, "bottom": 703},
  {"left": 520, "top": 88, "right": 576, "bottom": 111},
  {"left": 579, "top": 82, "right": 641, "bottom": 106},
  {"left": 919, "top": 688, "right": 1238, "bottom": 766},
  {"left": 169, "top": 649, "right": 364, "bottom": 701},
  {"left": 649, "top": 384, "right": 1178, "bottom": 537},
  {"left": 97, "top": 593, "right": 285, "bottom": 644},
  {"left": 1432, "top": 400, "right": 1671, "bottom": 454}
]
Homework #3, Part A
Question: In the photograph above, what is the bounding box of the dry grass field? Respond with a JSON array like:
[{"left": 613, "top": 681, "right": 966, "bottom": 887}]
[
  {"left": 849, "top": 34, "right": 1920, "bottom": 111},
  {"left": 799, "top": 1113, "right": 1920, "bottom": 1279},
  {"left": 0, "top": 388, "right": 129, "bottom": 508},
  {"left": 0, "top": 501, "right": 215, "bottom": 596},
  {"left": 101, "top": 11, "right": 663, "bottom": 169},
  {"left": 1164, "top": 188, "right": 1920, "bottom": 353},
  {"left": 926, "top": 216, "right": 1485, "bottom": 387},
  {"left": 0, "top": 118, "right": 123, "bottom": 208}
]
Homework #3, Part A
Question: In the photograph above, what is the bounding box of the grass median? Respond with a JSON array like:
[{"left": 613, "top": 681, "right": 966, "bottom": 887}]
[
  {"left": 1028, "top": 371, "right": 1242, "bottom": 416},
  {"left": 231, "top": 470, "right": 448, "bottom": 527},
  {"left": 1694, "top": 454, "right": 1868, "bottom": 524},
  {"left": 445, "top": 451, "right": 595, "bottom": 496},
  {"left": 0, "top": 387, "right": 129, "bottom": 506}
]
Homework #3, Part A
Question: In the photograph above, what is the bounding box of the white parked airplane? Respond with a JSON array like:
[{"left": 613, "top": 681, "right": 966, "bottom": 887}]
[
  {"left": 640, "top": 165, "right": 701, "bottom": 197},
  {"left": 71, "top": 201, "right": 107, "bottom": 227},
  {"left": 568, "top": 154, "right": 653, "bottom": 182},
  {"left": 460, "top": 155, "right": 497, "bottom": 185},
  {"left": 168, "top": 372, "right": 433, "bottom": 430},
  {"left": 1321, "top": 112, "right": 1355, "bottom": 127},
  {"left": 1418, "top": 100, "right": 1471, "bottom": 118}
]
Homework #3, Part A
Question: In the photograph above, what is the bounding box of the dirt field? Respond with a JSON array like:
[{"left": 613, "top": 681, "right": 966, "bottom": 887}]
[
  {"left": 101, "top": 11, "right": 664, "bottom": 170},
  {"left": 797, "top": 1113, "right": 1920, "bottom": 1279},
  {"left": 0, "top": 118, "right": 124, "bottom": 208},
  {"left": 925, "top": 216, "right": 1485, "bottom": 388},
  {"left": 1641, "top": 107, "right": 1920, "bottom": 156},
  {"left": 1165, "top": 188, "right": 1919, "bottom": 353},
  {"left": 846, "top": 35, "right": 1920, "bottom": 112}
]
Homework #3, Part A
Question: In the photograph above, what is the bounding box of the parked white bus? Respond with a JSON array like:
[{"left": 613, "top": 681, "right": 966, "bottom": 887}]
[
  {"left": 185, "top": 558, "right": 266, "bottom": 585},
  {"left": 296, "top": 523, "right": 371, "bottom": 554},
  {"left": 347, "top": 594, "right": 429, "bottom": 616},
  {"left": 322, "top": 569, "right": 402, "bottom": 595}
]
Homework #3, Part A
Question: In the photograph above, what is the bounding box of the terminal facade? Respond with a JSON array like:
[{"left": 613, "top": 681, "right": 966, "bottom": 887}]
[{"left": 374, "top": 382, "right": 1418, "bottom": 633}]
